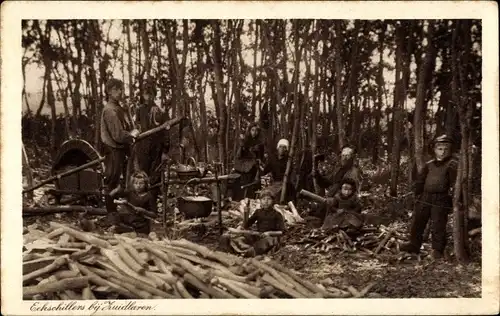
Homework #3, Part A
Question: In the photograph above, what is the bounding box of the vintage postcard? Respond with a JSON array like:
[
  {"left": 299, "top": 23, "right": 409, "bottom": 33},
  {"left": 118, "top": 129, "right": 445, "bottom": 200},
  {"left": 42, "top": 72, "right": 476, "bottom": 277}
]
[{"left": 1, "top": 1, "right": 499, "bottom": 315}]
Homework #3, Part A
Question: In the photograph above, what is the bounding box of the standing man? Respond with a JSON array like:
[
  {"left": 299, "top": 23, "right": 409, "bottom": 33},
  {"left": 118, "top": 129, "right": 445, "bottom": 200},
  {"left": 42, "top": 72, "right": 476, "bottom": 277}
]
[
  {"left": 100, "top": 78, "right": 140, "bottom": 213},
  {"left": 134, "top": 81, "right": 170, "bottom": 201}
]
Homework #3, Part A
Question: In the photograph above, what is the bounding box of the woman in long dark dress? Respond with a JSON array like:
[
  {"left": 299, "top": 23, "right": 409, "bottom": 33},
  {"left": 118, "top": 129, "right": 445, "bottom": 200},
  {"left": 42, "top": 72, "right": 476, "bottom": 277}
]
[{"left": 232, "top": 123, "right": 265, "bottom": 201}]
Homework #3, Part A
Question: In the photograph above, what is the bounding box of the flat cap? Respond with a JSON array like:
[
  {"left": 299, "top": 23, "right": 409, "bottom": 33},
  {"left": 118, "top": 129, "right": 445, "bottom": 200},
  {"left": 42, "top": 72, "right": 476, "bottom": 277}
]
[{"left": 434, "top": 134, "right": 453, "bottom": 144}]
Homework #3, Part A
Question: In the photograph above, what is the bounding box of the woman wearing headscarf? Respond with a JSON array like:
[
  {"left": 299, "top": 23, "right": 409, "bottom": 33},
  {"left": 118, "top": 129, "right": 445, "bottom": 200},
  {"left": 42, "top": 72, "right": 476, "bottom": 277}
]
[
  {"left": 232, "top": 122, "right": 265, "bottom": 200},
  {"left": 262, "top": 138, "right": 297, "bottom": 203}
]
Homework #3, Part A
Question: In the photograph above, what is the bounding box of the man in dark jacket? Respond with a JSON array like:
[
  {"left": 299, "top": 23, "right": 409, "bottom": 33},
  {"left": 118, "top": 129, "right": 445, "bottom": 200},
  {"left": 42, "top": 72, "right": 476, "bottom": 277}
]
[
  {"left": 313, "top": 145, "right": 362, "bottom": 197},
  {"left": 401, "top": 134, "right": 458, "bottom": 259},
  {"left": 100, "top": 78, "right": 139, "bottom": 213},
  {"left": 133, "top": 82, "right": 170, "bottom": 202}
]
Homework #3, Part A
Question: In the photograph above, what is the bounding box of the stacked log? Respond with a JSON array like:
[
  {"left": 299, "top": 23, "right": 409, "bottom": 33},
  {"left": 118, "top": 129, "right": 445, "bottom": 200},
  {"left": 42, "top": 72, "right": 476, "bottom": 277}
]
[{"left": 23, "top": 222, "right": 376, "bottom": 300}]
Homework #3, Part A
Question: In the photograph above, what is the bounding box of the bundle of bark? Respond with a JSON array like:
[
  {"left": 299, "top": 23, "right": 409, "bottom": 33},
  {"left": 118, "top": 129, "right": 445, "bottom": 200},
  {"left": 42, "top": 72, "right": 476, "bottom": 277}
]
[
  {"left": 23, "top": 222, "right": 374, "bottom": 300},
  {"left": 295, "top": 225, "right": 413, "bottom": 256},
  {"left": 232, "top": 198, "right": 305, "bottom": 225}
]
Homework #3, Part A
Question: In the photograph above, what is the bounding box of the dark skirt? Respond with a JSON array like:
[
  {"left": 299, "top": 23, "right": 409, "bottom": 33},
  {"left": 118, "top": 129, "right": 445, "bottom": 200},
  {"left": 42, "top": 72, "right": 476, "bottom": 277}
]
[{"left": 232, "top": 166, "right": 260, "bottom": 201}]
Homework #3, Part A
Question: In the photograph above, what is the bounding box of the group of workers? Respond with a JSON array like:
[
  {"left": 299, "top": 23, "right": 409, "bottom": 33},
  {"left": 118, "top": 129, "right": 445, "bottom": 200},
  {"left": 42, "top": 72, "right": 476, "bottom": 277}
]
[{"left": 99, "top": 77, "right": 459, "bottom": 260}]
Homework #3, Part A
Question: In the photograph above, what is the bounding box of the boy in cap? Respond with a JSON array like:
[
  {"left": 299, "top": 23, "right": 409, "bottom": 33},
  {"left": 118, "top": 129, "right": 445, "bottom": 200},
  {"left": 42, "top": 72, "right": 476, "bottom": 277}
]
[
  {"left": 100, "top": 78, "right": 140, "bottom": 213},
  {"left": 401, "top": 134, "right": 458, "bottom": 259}
]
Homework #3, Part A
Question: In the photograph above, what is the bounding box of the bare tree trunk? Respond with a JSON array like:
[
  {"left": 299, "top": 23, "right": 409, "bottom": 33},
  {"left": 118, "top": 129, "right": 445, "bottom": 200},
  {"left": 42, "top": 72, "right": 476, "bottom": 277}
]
[
  {"left": 280, "top": 20, "right": 290, "bottom": 137},
  {"left": 140, "top": 20, "right": 152, "bottom": 82},
  {"left": 250, "top": 21, "right": 259, "bottom": 122},
  {"left": 372, "top": 22, "right": 386, "bottom": 164},
  {"left": 212, "top": 21, "right": 227, "bottom": 171},
  {"left": 22, "top": 50, "right": 31, "bottom": 113},
  {"left": 52, "top": 68, "right": 72, "bottom": 139},
  {"left": 334, "top": 21, "right": 345, "bottom": 150},
  {"left": 280, "top": 21, "right": 302, "bottom": 204},
  {"left": 346, "top": 21, "right": 361, "bottom": 144},
  {"left": 35, "top": 75, "right": 47, "bottom": 117},
  {"left": 302, "top": 49, "right": 311, "bottom": 152},
  {"left": 47, "top": 79, "right": 58, "bottom": 154},
  {"left": 22, "top": 141, "right": 34, "bottom": 200},
  {"left": 452, "top": 20, "right": 471, "bottom": 264},
  {"left": 389, "top": 26, "right": 403, "bottom": 197},
  {"left": 195, "top": 32, "right": 209, "bottom": 162},
  {"left": 231, "top": 21, "right": 245, "bottom": 167},
  {"left": 414, "top": 22, "right": 436, "bottom": 173},
  {"left": 82, "top": 21, "right": 101, "bottom": 148},
  {"left": 33, "top": 20, "right": 48, "bottom": 117},
  {"left": 311, "top": 23, "right": 321, "bottom": 194},
  {"left": 124, "top": 20, "right": 134, "bottom": 101}
]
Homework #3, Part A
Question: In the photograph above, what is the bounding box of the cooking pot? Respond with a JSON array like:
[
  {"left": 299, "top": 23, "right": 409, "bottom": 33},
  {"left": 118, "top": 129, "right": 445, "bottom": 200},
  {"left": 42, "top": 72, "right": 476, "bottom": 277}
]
[{"left": 177, "top": 196, "right": 213, "bottom": 219}]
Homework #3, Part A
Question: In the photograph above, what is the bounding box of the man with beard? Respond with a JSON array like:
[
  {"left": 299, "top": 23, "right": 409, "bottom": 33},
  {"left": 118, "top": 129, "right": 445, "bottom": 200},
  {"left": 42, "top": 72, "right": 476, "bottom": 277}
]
[
  {"left": 309, "top": 145, "right": 362, "bottom": 219},
  {"left": 313, "top": 145, "right": 362, "bottom": 197}
]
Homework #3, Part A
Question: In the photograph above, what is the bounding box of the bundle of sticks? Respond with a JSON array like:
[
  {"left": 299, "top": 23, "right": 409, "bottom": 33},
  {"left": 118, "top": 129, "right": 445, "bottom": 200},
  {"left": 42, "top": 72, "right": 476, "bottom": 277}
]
[
  {"left": 295, "top": 225, "right": 413, "bottom": 256},
  {"left": 23, "top": 222, "right": 376, "bottom": 299}
]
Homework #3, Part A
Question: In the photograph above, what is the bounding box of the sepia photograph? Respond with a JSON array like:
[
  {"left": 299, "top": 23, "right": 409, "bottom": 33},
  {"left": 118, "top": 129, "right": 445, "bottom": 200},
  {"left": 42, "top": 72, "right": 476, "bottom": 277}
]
[{"left": 2, "top": 1, "right": 499, "bottom": 315}]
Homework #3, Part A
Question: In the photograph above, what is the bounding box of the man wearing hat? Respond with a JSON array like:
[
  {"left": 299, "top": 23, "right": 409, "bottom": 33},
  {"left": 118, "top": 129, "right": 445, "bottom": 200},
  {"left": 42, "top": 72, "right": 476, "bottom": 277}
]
[{"left": 401, "top": 134, "right": 458, "bottom": 259}]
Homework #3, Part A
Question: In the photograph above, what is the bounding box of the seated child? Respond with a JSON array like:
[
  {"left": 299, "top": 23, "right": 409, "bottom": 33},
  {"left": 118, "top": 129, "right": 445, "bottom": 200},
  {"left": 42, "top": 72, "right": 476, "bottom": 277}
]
[
  {"left": 221, "top": 190, "right": 285, "bottom": 257},
  {"left": 321, "top": 178, "right": 363, "bottom": 233},
  {"left": 111, "top": 170, "right": 157, "bottom": 235}
]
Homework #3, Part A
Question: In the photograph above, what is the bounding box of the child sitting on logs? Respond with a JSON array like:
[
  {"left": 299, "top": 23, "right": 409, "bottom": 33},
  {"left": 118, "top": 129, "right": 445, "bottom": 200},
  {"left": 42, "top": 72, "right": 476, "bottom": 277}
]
[
  {"left": 321, "top": 178, "right": 364, "bottom": 234},
  {"left": 221, "top": 190, "right": 285, "bottom": 257},
  {"left": 111, "top": 170, "right": 157, "bottom": 235}
]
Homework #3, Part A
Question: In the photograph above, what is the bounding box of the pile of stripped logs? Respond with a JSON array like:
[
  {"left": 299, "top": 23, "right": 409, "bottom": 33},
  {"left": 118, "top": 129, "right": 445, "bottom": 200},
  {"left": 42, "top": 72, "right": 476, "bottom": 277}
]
[
  {"left": 294, "top": 225, "right": 415, "bottom": 257},
  {"left": 23, "top": 222, "right": 377, "bottom": 300}
]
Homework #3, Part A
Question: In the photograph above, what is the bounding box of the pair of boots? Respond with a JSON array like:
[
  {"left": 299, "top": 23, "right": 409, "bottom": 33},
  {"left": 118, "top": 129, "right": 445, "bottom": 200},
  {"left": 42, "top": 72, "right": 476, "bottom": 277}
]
[{"left": 400, "top": 243, "right": 444, "bottom": 260}]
